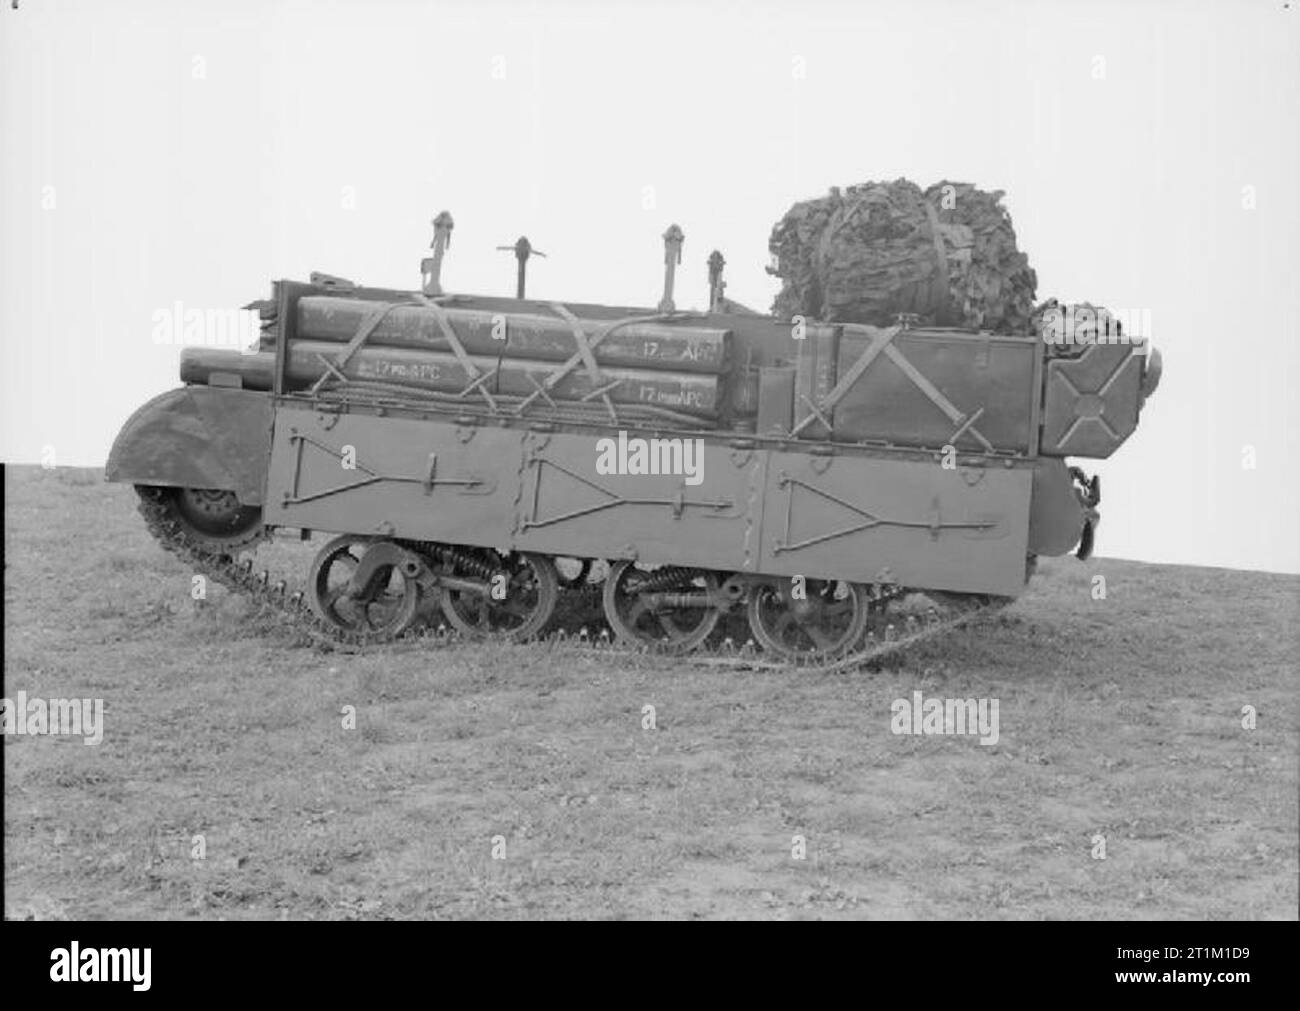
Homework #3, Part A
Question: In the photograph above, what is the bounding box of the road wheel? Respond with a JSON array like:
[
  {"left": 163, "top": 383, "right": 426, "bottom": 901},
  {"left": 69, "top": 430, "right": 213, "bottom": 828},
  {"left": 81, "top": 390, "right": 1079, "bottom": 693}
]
[
  {"left": 602, "top": 561, "right": 721, "bottom": 652},
  {"left": 439, "top": 550, "right": 559, "bottom": 641},
  {"left": 747, "top": 578, "right": 868, "bottom": 660}
]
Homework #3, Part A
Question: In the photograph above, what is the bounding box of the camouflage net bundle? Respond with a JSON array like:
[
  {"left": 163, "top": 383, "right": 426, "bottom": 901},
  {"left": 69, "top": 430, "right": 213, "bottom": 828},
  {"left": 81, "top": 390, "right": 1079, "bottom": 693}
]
[{"left": 768, "top": 179, "right": 1038, "bottom": 333}]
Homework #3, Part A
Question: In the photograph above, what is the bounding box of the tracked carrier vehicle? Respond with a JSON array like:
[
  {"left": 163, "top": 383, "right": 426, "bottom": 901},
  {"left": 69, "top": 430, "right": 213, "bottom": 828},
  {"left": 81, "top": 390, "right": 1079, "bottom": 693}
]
[{"left": 107, "top": 217, "right": 1161, "bottom": 668}]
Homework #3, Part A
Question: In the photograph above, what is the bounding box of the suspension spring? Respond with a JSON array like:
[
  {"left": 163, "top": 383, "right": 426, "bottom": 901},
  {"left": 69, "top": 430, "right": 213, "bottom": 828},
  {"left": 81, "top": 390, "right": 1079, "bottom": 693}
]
[
  {"left": 433, "top": 545, "right": 499, "bottom": 581},
  {"left": 632, "top": 566, "right": 699, "bottom": 593}
]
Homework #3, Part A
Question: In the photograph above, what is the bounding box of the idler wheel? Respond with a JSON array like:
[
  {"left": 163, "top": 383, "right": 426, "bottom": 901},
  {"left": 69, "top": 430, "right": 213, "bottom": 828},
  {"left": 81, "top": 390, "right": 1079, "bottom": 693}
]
[
  {"left": 439, "top": 550, "right": 559, "bottom": 641},
  {"left": 746, "top": 578, "right": 869, "bottom": 660},
  {"left": 307, "top": 535, "right": 421, "bottom": 639},
  {"left": 602, "top": 561, "right": 721, "bottom": 652}
]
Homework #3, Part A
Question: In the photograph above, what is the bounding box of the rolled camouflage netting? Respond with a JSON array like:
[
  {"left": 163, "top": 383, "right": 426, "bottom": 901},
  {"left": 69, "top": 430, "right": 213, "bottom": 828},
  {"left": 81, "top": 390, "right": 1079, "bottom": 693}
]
[{"left": 768, "top": 179, "right": 1039, "bottom": 333}]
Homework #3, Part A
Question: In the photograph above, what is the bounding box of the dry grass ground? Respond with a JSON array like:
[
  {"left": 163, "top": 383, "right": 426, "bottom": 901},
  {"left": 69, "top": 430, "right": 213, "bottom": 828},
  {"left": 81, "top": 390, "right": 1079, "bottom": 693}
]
[{"left": 4, "top": 464, "right": 1297, "bottom": 920}]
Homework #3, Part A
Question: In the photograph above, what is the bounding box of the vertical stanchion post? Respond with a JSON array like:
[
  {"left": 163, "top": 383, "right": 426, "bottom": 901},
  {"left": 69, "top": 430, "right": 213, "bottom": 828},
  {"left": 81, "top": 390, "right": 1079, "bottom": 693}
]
[
  {"left": 708, "top": 249, "right": 726, "bottom": 312},
  {"left": 658, "top": 224, "right": 684, "bottom": 313},
  {"left": 421, "top": 210, "right": 455, "bottom": 296},
  {"left": 496, "top": 236, "right": 546, "bottom": 299}
]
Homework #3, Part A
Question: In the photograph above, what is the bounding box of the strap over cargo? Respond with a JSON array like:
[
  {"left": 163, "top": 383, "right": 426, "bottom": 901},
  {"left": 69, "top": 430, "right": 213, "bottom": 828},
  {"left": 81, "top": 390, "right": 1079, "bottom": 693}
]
[
  {"left": 790, "top": 324, "right": 902, "bottom": 437},
  {"left": 294, "top": 296, "right": 732, "bottom": 373},
  {"left": 791, "top": 322, "right": 994, "bottom": 452},
  {"left": 309, "top": 294, "right": 504, "bottom": 411},
  {"left": 513, "top": 308, "right": 710, "bottom": 422},
  {"left": 547, "top": 302, "right": 618, "bottom": 423},
  {"left": 784, "top": 323, "right": 1036, "bottom": 453},
  {"left": 411, "top": 293, "right": 498, "bottom": 409}
]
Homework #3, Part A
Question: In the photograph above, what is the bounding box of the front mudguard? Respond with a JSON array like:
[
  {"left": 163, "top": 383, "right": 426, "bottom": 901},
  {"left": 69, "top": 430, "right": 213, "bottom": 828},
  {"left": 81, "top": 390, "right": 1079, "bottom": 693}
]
[{"left": 105, "top": 386, "right": 273, "bottom": 506}]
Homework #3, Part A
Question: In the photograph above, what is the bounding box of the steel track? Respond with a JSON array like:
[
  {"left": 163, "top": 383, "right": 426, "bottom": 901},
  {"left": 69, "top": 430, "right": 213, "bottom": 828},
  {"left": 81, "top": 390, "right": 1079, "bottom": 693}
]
[{"left": 136, "top": 490, "right": 1009, "bottom": 672}]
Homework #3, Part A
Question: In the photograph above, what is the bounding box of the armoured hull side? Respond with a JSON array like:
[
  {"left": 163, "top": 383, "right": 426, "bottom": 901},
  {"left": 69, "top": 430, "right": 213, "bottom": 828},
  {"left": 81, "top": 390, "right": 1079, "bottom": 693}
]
[
  {"left": 263, "top": 406, "right": 525, "bottom": 551},
  {"left": 754, "top": 448, "right": 1032, "bottom": 596},
  {"left": 263, "top": 402, "right": 1034, "bottom": 597},
  {"left": 513, "top": 430, "right": 766, "bottom": 574}
]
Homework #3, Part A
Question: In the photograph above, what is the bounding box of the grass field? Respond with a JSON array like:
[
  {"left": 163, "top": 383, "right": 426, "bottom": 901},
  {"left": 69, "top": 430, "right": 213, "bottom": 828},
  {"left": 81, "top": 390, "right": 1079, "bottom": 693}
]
[{"left": 4, "top": 464, "right": 1297, "bottom": 920}]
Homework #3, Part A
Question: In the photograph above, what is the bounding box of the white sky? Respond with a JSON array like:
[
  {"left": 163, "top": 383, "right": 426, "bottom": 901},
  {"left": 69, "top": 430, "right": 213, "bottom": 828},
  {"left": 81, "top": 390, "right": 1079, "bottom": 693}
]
[{"left": 2, "top": 0, "right": 1297, "bottom": 573}]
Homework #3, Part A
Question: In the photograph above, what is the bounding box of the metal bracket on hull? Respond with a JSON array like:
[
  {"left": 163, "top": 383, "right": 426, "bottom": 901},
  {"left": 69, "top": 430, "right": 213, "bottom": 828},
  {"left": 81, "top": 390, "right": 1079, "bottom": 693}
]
[
  {"left": 521, "top": 455, "right": 732, "bottom": 530},
  {"left": 280, "top": 433, "right": 492, "bottom": 505},
  {"left": 771, "top": 473, "right": 997, "bottom": 554}
]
